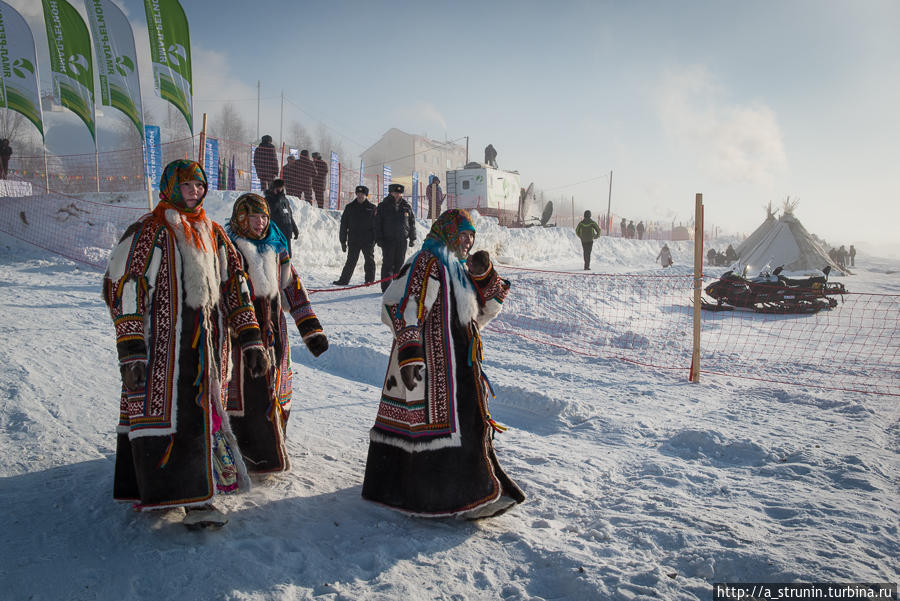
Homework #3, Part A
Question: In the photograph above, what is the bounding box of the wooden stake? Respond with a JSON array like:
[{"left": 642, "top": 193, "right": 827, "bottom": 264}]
[
  {"left": 197, "top": 113, "right": 208, "bottom": 167},
  {"left": 690, "top": 193, "right": 704, "bottom": 382}
]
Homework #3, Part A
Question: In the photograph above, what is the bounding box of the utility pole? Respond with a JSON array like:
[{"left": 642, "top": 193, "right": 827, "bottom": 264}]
[
  {"left": 465, "top": 136, "right": 469, "bottom": 164},
  {"left": 256, "top": 80, "right": 260, "bottom": 140},
  {"left": 605, "top": 170, "right": 613, "bottom": 235},
  {"left": 278, "top": 90, "right": 284, "bottom": 148}
]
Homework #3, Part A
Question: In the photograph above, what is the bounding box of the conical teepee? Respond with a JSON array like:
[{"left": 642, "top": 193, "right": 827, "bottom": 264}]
[{"left": 737, "top": 200, "right": 848, "bottom": 276}]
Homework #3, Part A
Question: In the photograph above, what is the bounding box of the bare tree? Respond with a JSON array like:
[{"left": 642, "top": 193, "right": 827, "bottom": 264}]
[
  {"left": 314, "top": 122, "right": 345, "bottom": 162},
  {"left": 287, "top": 120, "right": 312, "bottom": 152},
  {"left": 210, "top": 102, "right": 249, "bottom": 144}
]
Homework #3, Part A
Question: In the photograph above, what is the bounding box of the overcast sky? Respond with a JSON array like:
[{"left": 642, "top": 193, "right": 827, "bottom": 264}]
[{"left": 10, "top": 0, "right": 900, "bottom": 247}]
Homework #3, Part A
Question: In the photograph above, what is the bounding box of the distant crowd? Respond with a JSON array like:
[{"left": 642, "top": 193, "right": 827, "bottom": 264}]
[
  {"left": 253, "top": 135, "right": 329, "bottom": 207},
  {"left": 706, "top": 244, "right": 738, "bottom": 267},
  {"left": 829, "top": 244, "right": 856, "bottom": 268}
]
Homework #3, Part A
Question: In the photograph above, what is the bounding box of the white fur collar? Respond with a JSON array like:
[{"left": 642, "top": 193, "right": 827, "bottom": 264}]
[
  {"left": 233, "top": 237, "right": 280, "bottom": 299},
  {"left": 165, "top": 209, "right": 220, "bottom": 309}
]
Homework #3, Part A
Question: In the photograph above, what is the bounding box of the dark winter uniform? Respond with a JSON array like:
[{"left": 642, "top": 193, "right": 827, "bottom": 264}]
[
  {"left": 282, "top": 158, "right": 303, "bottom": 200},
  {"left": 225, "top": 193, "right": 327, "bottom": 475},
  {"left": 575, "top": 214, "right": 601, "bottom": 270},
  {"left": 264, "top": 187, "right": 299, "bottom": 256},
  {"left": 335, "top": 194, "right": 377, "bottom": 285},
  {"left": 253, "top": 137, "right": 279, "bottom": 191},
  {"left": 375, "top": 187, "right": 416, "bottom": 291},
  {"left": 636, "top": 221, "right": 645, "bottom": 240},
  {"left": 312, "top": 154, "right": 328, "bottom": 209},
  {"left": 362, "top": 209, "right": 525, "bottom": 518},
  {"left": 0, "top": 139, "right": 11, "bottom": 179}
]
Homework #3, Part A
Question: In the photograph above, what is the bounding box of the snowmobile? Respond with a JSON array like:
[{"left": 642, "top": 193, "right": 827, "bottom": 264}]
[{"left": 701, "top": 265, "right": 844, "bottom": 314}]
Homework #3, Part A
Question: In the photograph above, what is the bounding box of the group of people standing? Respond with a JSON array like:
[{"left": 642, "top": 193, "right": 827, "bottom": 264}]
[
  {"left": 332, "top": 182, "right": 417, "bottom": 292},
  {"left": 253, "top": 135, "right": 329, "bottom": 208},
  {"left": 619, "top": 218, "right": 645, "bottom": 239},
  {"left": 104, "top": 159, "right": 523, "bottom": 530},
  {"left": 829, "top": 244, "right": 856, "bottom": 268}
]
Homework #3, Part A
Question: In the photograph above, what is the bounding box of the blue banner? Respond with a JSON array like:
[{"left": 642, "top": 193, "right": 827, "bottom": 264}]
[
  {"left": 249, "top": 144, "right": 261, "bottom": 191},
  {"left": 411, "top": 171, "right": 419, "bottom": 214},
  {"left": 144, "top": 124, "right": 161, "bottom": 189},
  {"left": 383, "top": 165, "right": 391, "bottom": 198},
  {"left": 204, "top": 138, "right": 219, "bottom": 191},
  {"left": 329, "top": 151, "right": 339, "bottom": 210}
]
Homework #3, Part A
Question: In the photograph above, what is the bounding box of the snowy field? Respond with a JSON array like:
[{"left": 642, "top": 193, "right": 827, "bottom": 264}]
[{"left": 0, "top": 193, "right": 897, "bottom": 601}]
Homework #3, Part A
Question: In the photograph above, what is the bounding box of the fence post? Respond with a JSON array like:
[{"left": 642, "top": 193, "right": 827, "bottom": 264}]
[
  {"left": 690, "top": 193, "right": 704, "bottom": 382},
  {"left": 198, "top": 113, "right": 208, "bottom": 167}
]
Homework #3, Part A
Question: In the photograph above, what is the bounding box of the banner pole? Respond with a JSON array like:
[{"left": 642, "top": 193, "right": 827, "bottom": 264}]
[
  {"left": 689, "top": 193, "right": 704, "bottom": 382},
  {"left": 146, "top": 176, "right": 154, "bottom": 210},
  {"left": 198, "top": 113, "right": 208, "bottom": 167},
  {"left": 42, "top": 146, "right": 49, "bottom": 194}
]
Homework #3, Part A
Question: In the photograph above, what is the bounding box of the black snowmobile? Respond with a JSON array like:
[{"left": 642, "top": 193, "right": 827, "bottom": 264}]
[{"left": 701, "top": 265, "right": 845, "bottom": 314}]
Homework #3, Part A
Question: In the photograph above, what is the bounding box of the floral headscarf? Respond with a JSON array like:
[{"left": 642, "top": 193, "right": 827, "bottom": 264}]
[
  {"left": 423, "top": 209, "right": 475, "bottom": 257},
  {"left": 158, "top": 159, "right": 208, "bottom": 212}
]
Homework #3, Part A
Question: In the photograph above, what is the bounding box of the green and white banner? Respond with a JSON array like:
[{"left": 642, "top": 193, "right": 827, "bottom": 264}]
[
  {"left": 42, "top": 0, "right": 96, "bottom": 141},
  {"left": 144, "top": 0, "right": 192, "bottom": 132},
  {"left": 85, "top": 0, "right": 144, "bottom": 140},
  {"left": 0, "top": 1, "right": 45, "bottom": 139}
]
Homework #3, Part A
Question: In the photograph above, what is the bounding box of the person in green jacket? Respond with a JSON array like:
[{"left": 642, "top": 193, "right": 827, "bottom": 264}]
[{"left": 575, "top": 210, "right": 601, "bottom": 270}]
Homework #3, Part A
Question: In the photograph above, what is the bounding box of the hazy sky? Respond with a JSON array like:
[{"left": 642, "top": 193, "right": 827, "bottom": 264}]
[{"left": 9, "top": 0, "right": 900, "bottom": 247}]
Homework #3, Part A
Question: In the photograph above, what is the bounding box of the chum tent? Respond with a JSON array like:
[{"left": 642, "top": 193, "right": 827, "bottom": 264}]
[
  {"left": 735, "top": 203, "right": 778, "bottom": 257},
  {"left": 736, "top": 206, "right": 848, "bottom": 277}
]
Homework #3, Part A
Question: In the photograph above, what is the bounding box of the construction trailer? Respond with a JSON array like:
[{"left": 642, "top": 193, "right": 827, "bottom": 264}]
[{"left": 445, "top": 163, "right": 521, "bottom": 221}]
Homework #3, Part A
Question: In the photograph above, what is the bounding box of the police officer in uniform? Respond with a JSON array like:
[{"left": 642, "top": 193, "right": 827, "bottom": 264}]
[
  {"left": 333, "top": 185, "right": 377, "bottom": 285},
  {"left": 375, "top": 183, "right": 416, "bottom": 291}
]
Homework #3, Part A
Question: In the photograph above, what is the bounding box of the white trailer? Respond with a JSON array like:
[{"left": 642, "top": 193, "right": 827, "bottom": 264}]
[{"left": 445, "top": 164, "right": 521, "bottom": 217}]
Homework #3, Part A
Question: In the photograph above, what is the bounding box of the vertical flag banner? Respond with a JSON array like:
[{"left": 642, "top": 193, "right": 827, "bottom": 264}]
[
  {"left": 144, "top": 0, "right": 192, "bottom": 132},
  {"left": 228, "top": 155, "right": 236, "bottom": 190},
  {"left": 328, "top": 151, "right": 338, "bottom": 210},
  {"left": 204, "top": 137, "right": 218, "bottom": 190},
  {"left": 383, "top": 165, "right": 391, "bottom": 198},
  {"left": 144, "top": 124, "right": 161, "bottom": 189},
  {"left": 0, "top": 2, "right": 45, "bottom": 139},
  {"left": 249, "top": 144, "right": 260, "bottom": 191},
  {"left": 85, "top": 0, "right": 144, "bottom": 140},
  {"left": 42, "top": 0, "right": 95, "bottom": 140},
  {"left": 411, "top": 171, "right": 419, "bottom": 215},
  {"left": 359, "top": 158, "right": 364, "bottom": 185}
]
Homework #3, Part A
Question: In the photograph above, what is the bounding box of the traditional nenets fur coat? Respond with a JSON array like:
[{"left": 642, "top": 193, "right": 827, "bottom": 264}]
[
  {"left": 224, "top": 193, "right": 327, "bottom": 474},
  {"left": 103, "top": 160, "right": 264, "bottom": 510},
  {"left": 362, "top": 209, "right": 525, "bottom": 518}
]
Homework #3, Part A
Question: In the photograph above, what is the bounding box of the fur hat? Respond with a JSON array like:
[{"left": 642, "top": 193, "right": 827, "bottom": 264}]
[
  {"left": 300, "top": 149, "right": 309, "bottom": 157},
  {"left": 584, "top": 209, "right": 591, "bottom": 218},
  {"left": 158, "top": 159, "right": 208, "bottom": 212},
  {"left": 355, "top": 185, "right": 369, "bottom": 195},
  {"left": 261, "top": 134, "right": 273, "bottom": 144},
  {"left": 388, "top": 183, "right": 404, "bottom": 194}
]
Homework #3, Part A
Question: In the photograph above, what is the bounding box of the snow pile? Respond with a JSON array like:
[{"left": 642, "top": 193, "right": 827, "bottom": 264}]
[{"left": 0, "top": 191, "right": 896, "bottom": 601}]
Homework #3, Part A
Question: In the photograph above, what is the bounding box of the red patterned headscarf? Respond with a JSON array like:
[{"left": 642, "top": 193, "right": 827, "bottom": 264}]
[{"left": 229, "top": 193, "right": 270, "bottom": 240}]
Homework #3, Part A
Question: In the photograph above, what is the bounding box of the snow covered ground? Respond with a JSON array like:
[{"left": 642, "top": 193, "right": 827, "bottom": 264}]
[{"left": 0, "top": 192, "right": 896, "bottom": 601}]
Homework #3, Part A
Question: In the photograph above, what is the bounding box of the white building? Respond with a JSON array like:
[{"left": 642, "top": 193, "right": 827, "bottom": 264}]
[{"left": 360, "top": 128, "right": 467, "bottom": 190}]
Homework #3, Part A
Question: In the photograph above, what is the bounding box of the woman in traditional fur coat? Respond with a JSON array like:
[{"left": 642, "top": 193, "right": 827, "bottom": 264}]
[
  {"left": 103, "top": 159, "right": 269, "bottom": 530},
  {"left": 361, "top": 209, "right": 525, "bottom": 518},
  {"left": 224, "top": 193, "right": 328, "bottom": 475}
]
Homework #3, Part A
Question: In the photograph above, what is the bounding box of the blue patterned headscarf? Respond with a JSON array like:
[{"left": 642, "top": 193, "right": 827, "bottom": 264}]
[{"left": 422, "top": 209, "right": 475, "bottom": 263}]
